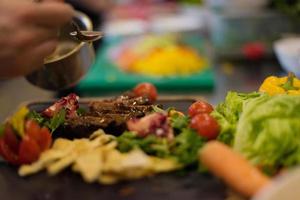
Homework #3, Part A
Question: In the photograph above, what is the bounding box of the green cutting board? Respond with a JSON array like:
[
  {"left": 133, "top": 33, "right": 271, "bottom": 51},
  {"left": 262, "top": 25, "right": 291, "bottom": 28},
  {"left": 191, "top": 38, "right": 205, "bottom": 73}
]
[{"left": 77, "top": 36, "right": 215, "bottom": 95}]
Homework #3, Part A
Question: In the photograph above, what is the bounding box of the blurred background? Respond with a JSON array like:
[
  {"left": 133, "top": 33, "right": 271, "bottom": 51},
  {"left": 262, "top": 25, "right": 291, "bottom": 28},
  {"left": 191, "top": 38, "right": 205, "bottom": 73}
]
[{"left": 1, "top": 0, "right": 299, "bottom": 121}]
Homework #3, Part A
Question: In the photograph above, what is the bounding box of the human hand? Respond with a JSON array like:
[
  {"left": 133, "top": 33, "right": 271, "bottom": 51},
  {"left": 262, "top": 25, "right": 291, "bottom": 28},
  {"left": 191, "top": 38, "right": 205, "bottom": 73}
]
[{"left": 0, "top": 0, "right": 74, "bottom": 78}]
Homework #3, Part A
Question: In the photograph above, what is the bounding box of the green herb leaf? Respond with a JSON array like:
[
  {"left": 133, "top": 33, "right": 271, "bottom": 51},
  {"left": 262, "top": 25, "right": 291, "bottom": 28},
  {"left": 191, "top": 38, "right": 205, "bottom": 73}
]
[
  {"left": 151, "top": 105, "right": 166, "bottom": 113},
  {"left": 170, "top": 114, "right": 189, "bottom": 130},
  {"left": 117, "top": 128, "right": 205, "bottom": 166},
  {"left": 117, "top": 131, "right": 170, "bottom": 157},
  {"left": 171, "top": 128, "right": 205, "bottom": 165},
  {"left": 45, "top": 109, "right": 66, "bottom": 133},
  {"left": 76, "top": 107, "right": 87, "bottom": 116},
  {"left": 27, "top": 111, "right": 45, "bottom": 125}
]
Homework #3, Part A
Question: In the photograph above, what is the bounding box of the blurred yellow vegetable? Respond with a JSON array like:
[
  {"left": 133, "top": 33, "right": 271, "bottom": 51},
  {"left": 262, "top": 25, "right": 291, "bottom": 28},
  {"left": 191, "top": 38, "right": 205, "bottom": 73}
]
[
  {"left": 130, "top": 46, "right": 206, "bottom": 76},
  {"left": 259, "top": 73, "right": 300, "bottom": 95}
]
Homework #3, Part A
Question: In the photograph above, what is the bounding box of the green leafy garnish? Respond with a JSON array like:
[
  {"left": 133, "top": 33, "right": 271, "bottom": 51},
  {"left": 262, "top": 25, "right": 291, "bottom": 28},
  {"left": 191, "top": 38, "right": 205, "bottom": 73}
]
[
  {"left": 45, "top": 109, "right": 66, "bottom": 133},
  {"left": 27, "top": 111, "right": 45, "bottom": 125},
  {"left": 171, "top": 128, "right": 205, "bottom": 165},
  {"left": 117, "top": 128, "right": 205, "bottom": 166},
  {"left": 117, "top": 131, "right": 170, "bottom": 157},
  {"left": 170, "top": 113, "right": 189, "bottom": 130},
  {"left": 76, "top": 107, "right": 87, "bottom": 116},
  {"left": 151, "top": 105, "right": 166, "bottom": 113}
]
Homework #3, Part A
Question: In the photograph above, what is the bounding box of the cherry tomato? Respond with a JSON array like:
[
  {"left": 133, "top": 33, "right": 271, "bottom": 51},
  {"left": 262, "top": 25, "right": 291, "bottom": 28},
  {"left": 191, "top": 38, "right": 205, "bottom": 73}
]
[
  {"left": 133, "top": 82, "right": 158, "bottom": 103},
  {"left": 188, "top": 100, "right": 214, "bottom": 117},
  {"left": 242, "top": 42, "right": 266, "bottom": 60},
  {"left": 0, "top": 138, "right": 19, "bottom": 165},
  {"left": 18, "top": 136, "right": 41, "bottom": 164},
  {"left": 190, "top": 113, "right": 220, "bottom": 140}
]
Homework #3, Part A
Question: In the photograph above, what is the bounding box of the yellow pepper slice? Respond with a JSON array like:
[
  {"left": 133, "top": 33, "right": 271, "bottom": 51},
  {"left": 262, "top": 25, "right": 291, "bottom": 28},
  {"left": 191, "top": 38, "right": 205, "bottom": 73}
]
[{"left": 259, "top": 73, "right": 300, "bottom": 96}]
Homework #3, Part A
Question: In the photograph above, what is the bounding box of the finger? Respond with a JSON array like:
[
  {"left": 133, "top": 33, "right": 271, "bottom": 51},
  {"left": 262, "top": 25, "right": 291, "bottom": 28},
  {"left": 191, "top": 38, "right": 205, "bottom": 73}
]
[
  {"left": 12, "top": 40, "right": 58, "bottom": 76},
  {"left": 10, "top": 27, "right": 58, "bottom": 50},
  {"left": 44, "top": 0, "right": 65, "bottom": 2},
  {"left": 18, "top": 2, "right": 74, "bottom": 28}
]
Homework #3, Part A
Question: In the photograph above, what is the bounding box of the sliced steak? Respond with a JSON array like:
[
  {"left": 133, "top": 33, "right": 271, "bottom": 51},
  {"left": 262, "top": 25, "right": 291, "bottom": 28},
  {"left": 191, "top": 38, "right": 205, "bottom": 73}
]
[{"left": 54, "top": 96, "right": 155, "bottom": 139}]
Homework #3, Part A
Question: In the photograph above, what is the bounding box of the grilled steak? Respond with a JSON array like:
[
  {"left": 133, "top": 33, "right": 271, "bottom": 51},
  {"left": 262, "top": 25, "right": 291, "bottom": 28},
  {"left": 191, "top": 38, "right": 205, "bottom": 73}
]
[{"left": 53, "top": 95, "right": 156, "bottom": 139}]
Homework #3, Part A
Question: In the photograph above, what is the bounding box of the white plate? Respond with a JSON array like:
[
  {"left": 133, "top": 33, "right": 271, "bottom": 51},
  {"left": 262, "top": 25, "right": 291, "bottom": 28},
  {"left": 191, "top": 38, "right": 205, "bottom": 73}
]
[{"left": 253, "top": 167, "right": 300, "bottom": 200}]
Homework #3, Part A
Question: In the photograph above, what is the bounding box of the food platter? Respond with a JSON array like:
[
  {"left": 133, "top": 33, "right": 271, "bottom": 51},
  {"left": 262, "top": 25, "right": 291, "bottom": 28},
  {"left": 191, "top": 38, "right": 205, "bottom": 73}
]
[
  {"left": 2, "top": 74, "right": 300, "bottom": 200},
  {"left": 0, "top": 98, "right": 226, "bottom": 200}
]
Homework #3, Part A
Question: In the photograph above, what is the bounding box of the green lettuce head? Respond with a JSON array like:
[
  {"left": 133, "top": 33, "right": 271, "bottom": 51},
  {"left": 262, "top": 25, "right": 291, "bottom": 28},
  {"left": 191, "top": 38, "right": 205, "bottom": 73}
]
[{"left": 233, "top": 94, "right": 300, "bottom": 171}]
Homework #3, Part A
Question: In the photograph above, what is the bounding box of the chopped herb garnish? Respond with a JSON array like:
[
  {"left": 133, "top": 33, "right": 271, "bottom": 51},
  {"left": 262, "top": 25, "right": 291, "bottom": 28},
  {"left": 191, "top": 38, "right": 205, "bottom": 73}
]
[
  {"left": 27, "top": 111, "right": 45, "bottom": 125},
  {"left": 76, "top": 107, "right": 87, "bottom": 116},
  {"left": 45, "top": 109, "right": 66, "bottom": 133},
  {"left": 170, "top": 113, "right": 189, "bottom": 130}
]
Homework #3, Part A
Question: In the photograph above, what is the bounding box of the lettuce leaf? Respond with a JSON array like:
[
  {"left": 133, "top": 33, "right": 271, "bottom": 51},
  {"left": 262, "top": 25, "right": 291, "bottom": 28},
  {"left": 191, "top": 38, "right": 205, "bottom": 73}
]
[
  {"left": 117, "top": 128, "right": 205, "bottom": 166},
  {"left": 233, "top": 94, "right": 300, "bottom": 171},
  {"left": 211, "top": 92, "right": 262, "bottom": 145}
]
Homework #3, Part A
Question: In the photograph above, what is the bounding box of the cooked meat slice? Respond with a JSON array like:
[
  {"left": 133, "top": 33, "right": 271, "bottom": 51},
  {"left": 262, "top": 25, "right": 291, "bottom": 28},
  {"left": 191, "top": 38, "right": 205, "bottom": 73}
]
[{"left": 53, "top": 95, "right": 156, "bottom": 139}]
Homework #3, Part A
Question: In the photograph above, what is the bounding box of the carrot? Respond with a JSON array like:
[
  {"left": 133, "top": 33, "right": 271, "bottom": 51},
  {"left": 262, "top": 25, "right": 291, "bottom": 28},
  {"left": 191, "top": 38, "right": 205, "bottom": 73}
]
[{"left": 199, "top": 141, "right": 271, "bottom": 197}]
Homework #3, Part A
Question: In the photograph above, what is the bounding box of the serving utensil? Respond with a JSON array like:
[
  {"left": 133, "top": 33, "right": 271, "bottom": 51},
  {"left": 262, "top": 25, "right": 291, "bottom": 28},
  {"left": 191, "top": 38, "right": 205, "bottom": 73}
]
[
  {"left": 26, "top": 11, "right": 95, "bottom": 91},
  {"left": 34, "top": 0, "right": 102, "bottom": 42},
  {"left": 69, "top": 21, "right": 103, "bottom": 42}
]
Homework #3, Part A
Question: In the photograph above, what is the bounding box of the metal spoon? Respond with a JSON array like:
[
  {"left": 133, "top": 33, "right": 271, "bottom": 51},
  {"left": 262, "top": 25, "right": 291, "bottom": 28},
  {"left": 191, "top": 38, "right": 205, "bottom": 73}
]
[
  {"left": 69, "top": 20, "right": 103, "bottom": 42},
  {"left": 34, "top": 0, "right": 102, "bottom": 42}
]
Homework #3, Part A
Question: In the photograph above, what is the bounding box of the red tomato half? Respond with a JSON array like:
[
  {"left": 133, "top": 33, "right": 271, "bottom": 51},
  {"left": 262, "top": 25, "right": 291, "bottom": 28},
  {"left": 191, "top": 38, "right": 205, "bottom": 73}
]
[
  {"left": 0, "top": 139, "right": 19, "bottom": 165},
  {"left": 38, "top": 127, "right": 52, "bottom": 151},
  {"left": 3, "top": 124, "right": 20, "bottom": 153},
  {"left": 190, "top": 113, "right": 220, "bottom": 140},
  {"left": 188, "top": 100, "right": 214, "bottom": 117},
  {"left": 25, "top": 120, "right": 41, "bottom": 142},
  {"left": 25, "top": 120, "right": 52, "bottom": 152},
  {"left": 18, "top": 136, "right": 41, "bottom": 164},
  {"left": 133, "top": 82, "right": 158, "bottom": 103}
]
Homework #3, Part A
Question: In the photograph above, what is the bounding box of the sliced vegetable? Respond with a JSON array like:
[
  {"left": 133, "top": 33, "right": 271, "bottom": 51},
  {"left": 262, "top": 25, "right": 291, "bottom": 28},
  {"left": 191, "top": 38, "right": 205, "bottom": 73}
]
[
  {"left": 259, "top": 72, "right": 300, "bottom": 95},
  {"left": 127, "top": 112, "right": 174, "bottom": 140},
  {"left": 190, "top": 114, "right": 220, "bottom": 140},
  {"left": 0, "top": 138, "right": 19, "bottom": 165},
  {"left": 3, "top": 124, "right": 20, "bottom": 153},
  {"left": 188, "top": 100, "right": 214, "bottom": 117},
  {"left": 42, "top": 93, "right": 79, "bottom": 119},
  {"left": 18, "top": 136, "right": 41, "bottom": 164},
  {"left": 0, "top": 115, "right": 52, "bottom": 165},
  {"left": 10, "top": 107, "right": 29, "bottom": 137},
  {"left": 37, "top": 127, "right": 52, "bottom": 151},
  {"left": 133, "top": 82, "right": 157, "bottom": 103},
  {"left": 199, "top": 141, "right": 270, "bottom": 197},
  {"left": 25, "top": 120, "right": 52, "bottom": 151}
]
